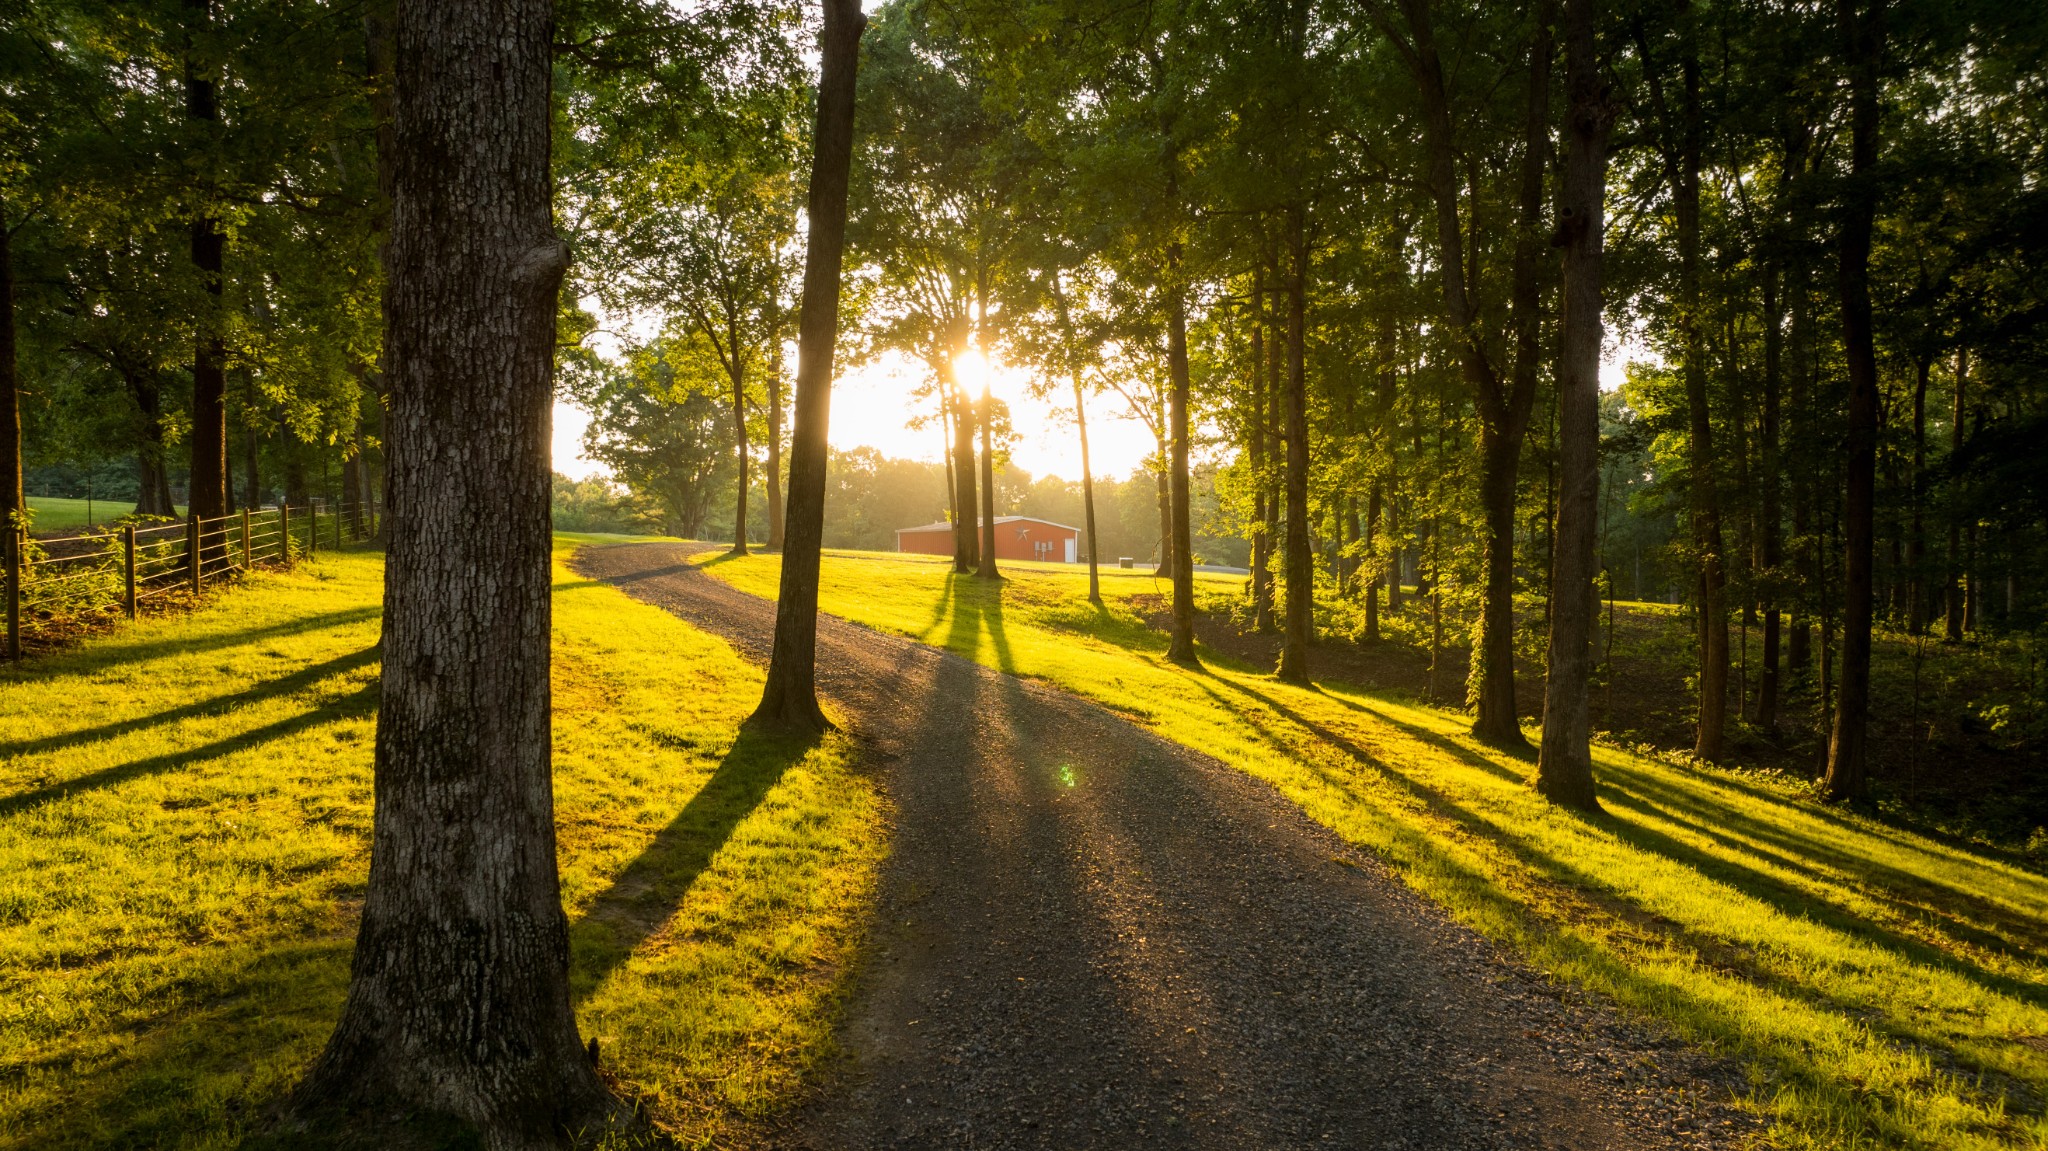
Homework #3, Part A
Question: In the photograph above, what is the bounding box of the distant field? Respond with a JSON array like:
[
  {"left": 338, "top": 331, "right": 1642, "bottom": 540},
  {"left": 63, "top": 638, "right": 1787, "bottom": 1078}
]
[
  {"left": 22, "top": 496, "right": 172, "bottom": 534},
  {"left": 0, "top": 535, "right": 883, "bottom": 1149},
  {"left": 696, "top": 545, "right": 2048, "bottom": 1151}
]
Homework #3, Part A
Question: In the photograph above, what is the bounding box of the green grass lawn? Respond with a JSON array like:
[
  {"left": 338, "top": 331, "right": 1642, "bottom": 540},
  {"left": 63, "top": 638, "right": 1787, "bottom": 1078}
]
[
  {"left": 23, "top": 496, "right": 178, "bottom": 535},
  {"left": 0, "top": 535, "right": 885, "bottom": 1150},
  {"left": 698, "top": 546, "right": 2048, "bottom": 1151}
]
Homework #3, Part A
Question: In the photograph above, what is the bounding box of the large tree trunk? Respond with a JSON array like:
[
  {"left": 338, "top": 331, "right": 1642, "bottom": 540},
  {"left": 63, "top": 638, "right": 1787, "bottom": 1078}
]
[
  {"left": 284, "top": 1, "right": 613, "bottom": 1144},
  {"left": 754, "top": 0, "right": 865, "bottom": 731},
  {"left": 1823, "top": 0, "right": 1884, "bottom": 803},
  {"left": 0, "top": 218, "right": 20, "bottom": 527},
  {"left": 1276, "top": 208, "right": 1313, "bottom": 684},
  {"left": 1164, "top": 264, "right": 1198, "bottom": 664},
  {"left": 1677, "top": 37, "right": 1729, "bottom": 761},
  {"left": 1535, "top": 0, "right": 1607, "bottom": 812},
  {"left": 186, "top": 0, "right": 229, "bottom": 526}
]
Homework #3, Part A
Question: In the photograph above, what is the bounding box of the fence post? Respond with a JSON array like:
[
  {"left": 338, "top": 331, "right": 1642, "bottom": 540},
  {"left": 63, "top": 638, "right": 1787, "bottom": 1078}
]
[
  {"left": 241, "top": 508, "right": 251, "bottom": 570},
  {"left": 307, "top": 504, "right": 316, "bottom": 558},
  {"left": 279, "top": 504, "right": 291, "bottom": 566},
  {"left": 124, "top": 526, "right": 137, "bottom": 619},
  {"left": 334, "top": 501, "right": 342, "bottom": 550},
  {"left": 188, "top": 514, "right": 201, "bottom": 594},
  {"left": 6, "top": 528, "right": 20, "bottom": 662}
]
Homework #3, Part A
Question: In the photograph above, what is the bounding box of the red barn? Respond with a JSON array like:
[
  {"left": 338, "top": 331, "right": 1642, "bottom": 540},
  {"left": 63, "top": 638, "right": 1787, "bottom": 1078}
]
[{"left": 895, "top": 516, "right": 1082, "bottom": 563}]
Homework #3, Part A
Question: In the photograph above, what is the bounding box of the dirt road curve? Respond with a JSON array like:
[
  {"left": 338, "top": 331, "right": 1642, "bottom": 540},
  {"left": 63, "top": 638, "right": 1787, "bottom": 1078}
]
[{"left": 574, "top": 543, "right": 1758, "bottom": 1151}]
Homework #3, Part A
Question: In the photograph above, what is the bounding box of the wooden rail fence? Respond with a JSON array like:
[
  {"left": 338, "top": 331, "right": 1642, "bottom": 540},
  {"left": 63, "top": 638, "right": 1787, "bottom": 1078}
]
[{"left": 3, "top": 500, "right": 379, "bottom": 660}]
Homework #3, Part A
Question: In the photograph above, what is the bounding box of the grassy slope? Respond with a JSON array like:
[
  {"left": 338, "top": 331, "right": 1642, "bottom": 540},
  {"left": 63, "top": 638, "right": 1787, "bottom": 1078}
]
[
  {"left": 0, "top": 535, "right": 884, "bottom": 1149},
  {"left": 700, "top": 548, "right": 2048, "bottom": 1151}
]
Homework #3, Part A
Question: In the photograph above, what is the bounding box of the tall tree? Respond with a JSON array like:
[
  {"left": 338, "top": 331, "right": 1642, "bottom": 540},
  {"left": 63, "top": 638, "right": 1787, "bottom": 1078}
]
[
  {"left": 1823, "top": 0, "right": 1886, "bottom": 801},
  {"left": 755, "top": 0, "right": 867, "bottom": 732},
  {"left": 1535, "top": 0, "right": 1608, "bottom": 811},
  {"left": 185, "top": 0, "right": 230, "bottom": 525},
  {"left": 285, "top": 1, "right": 615, "bottom": 1142}
]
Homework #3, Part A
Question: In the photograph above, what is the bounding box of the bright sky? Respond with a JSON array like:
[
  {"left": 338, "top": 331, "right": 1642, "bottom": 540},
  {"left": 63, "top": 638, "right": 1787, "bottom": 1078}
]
[
  {"left": 551, "top": 329, "right": 1649, "bottom": 483},
  {"left": 552, "top": 348, "right": 1162, "bottom": 483}
]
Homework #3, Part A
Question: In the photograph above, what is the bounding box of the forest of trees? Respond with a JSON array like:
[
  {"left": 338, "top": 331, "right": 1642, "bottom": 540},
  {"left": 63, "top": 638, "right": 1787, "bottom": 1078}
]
[
  {"left": 10, "top": 0, "right": 2048, "bottom": 796},
  {"left": 6, "top": 0, "right": 2047, "bottom": 1142}
]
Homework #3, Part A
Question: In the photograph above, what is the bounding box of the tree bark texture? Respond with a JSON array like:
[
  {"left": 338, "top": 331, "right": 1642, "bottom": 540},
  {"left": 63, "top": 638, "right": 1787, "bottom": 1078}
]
[
  {"left": 1535, "top": 0, "right": 1607, "bottom": 812},
  {"left": 1277, "top": 209, "right": 1313, "bottom": 684},
  {"left": 1165, "top": 263, "right": 1198, "bottom": 664},
  {"left": 0, "top": 219, "right": 20, "bottom": 525},
  {"left": 754, "top": 0, "right": 865, "bottom": 731},
  {"left": 1824, "top": 0, "right": 1884, "bottom": 802},
  {"left": 186, "top": 0, "right": 229, "bottom": 524},
  {"left": 285, "top": 2, "right": 614, "bottom": 1145}
]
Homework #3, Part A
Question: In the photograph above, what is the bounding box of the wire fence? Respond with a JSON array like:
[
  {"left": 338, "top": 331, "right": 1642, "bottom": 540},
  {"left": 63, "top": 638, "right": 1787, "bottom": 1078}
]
[{"left": 4, "top": 499, "right": 380, "bottom": 659}]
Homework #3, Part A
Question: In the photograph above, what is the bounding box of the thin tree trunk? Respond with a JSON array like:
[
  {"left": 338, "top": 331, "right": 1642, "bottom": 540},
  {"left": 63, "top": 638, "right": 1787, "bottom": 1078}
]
[
  {"left": 285, "top": 1, "right": 613, "bottom": 1142},
  {"left": 1165, "top": 263, "right": 1198, "bottom": 663},
  {"left": 1395, "top": 0, "right": 1539, "bottom": 745},
  {"left": 766, "top": 300, "right": 785, "bottom": 550},
  {"left": 950, "top": 361, "right": 978, "bottom": 572},
  {"left": 1758, "top": 265, "right": 1784, "bottom": 729},
  {"left": 1364, "top": 479, "right": 1382, "bottom": 641},
  {"left": 1944, "top": 347, "right": 1966, "bottom": 641},
  {"left": 1907, "top": 354, "right": 1928, "bottom": 633},
  {"left": 1264, "top": 249, "right": 1283, "bottom": 631},
  {"left": 1824, "top": 0, "right": 1884, "bottom": 802},
  {"left": 1536, "top": 0, "right": 1607, "bottom": 812},
  {"left": 133, "top": 373, "right": 176, "bottom": 517},
  {"left": 1249, "top": 262, "right": 1273, "bottom": 630},
  {"left": 1676, "top": 35, "right": 1729, "bottom": 761},
  {"left": 1153, "top": 452, "right": 1172, "bottom": 575},
  {"left": 1075, "top": 376, "right": 1100, "bottom": 603},
  {"left": 1277, "top": 207, "right": 1313, "bottom": 683},
  {"left": 730, "top": 365, "right": 750, "bottom": 554},
  {"left": 755, "top": 0, "right": 865, "bottom": 729},
  {"left": 977, "top": 380, "right": 998, "bottom": 579}
]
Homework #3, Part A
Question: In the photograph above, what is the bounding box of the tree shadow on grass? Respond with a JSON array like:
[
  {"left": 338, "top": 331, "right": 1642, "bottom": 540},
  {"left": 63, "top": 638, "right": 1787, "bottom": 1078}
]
[
  {"left": 0, "top": 679, "right": 381, "bottom": 819},
  {"left": 0, "top": 646, "right": 381, "bottom": 760},
  {"left": 941, "top": 573, "right": 1018, "bottom": 675},
  {"left": 569, "top": 724, "right": 822, "bottom": 999},
  {"left": 0, "top": 604, "right": 383, "bottom": 674}
]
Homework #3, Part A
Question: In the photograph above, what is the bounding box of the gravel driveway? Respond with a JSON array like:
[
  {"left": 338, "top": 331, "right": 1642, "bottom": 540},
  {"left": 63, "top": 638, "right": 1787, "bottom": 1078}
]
[{"left": 573, "top": 543, "right": 1761, "bottom": 1151}]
